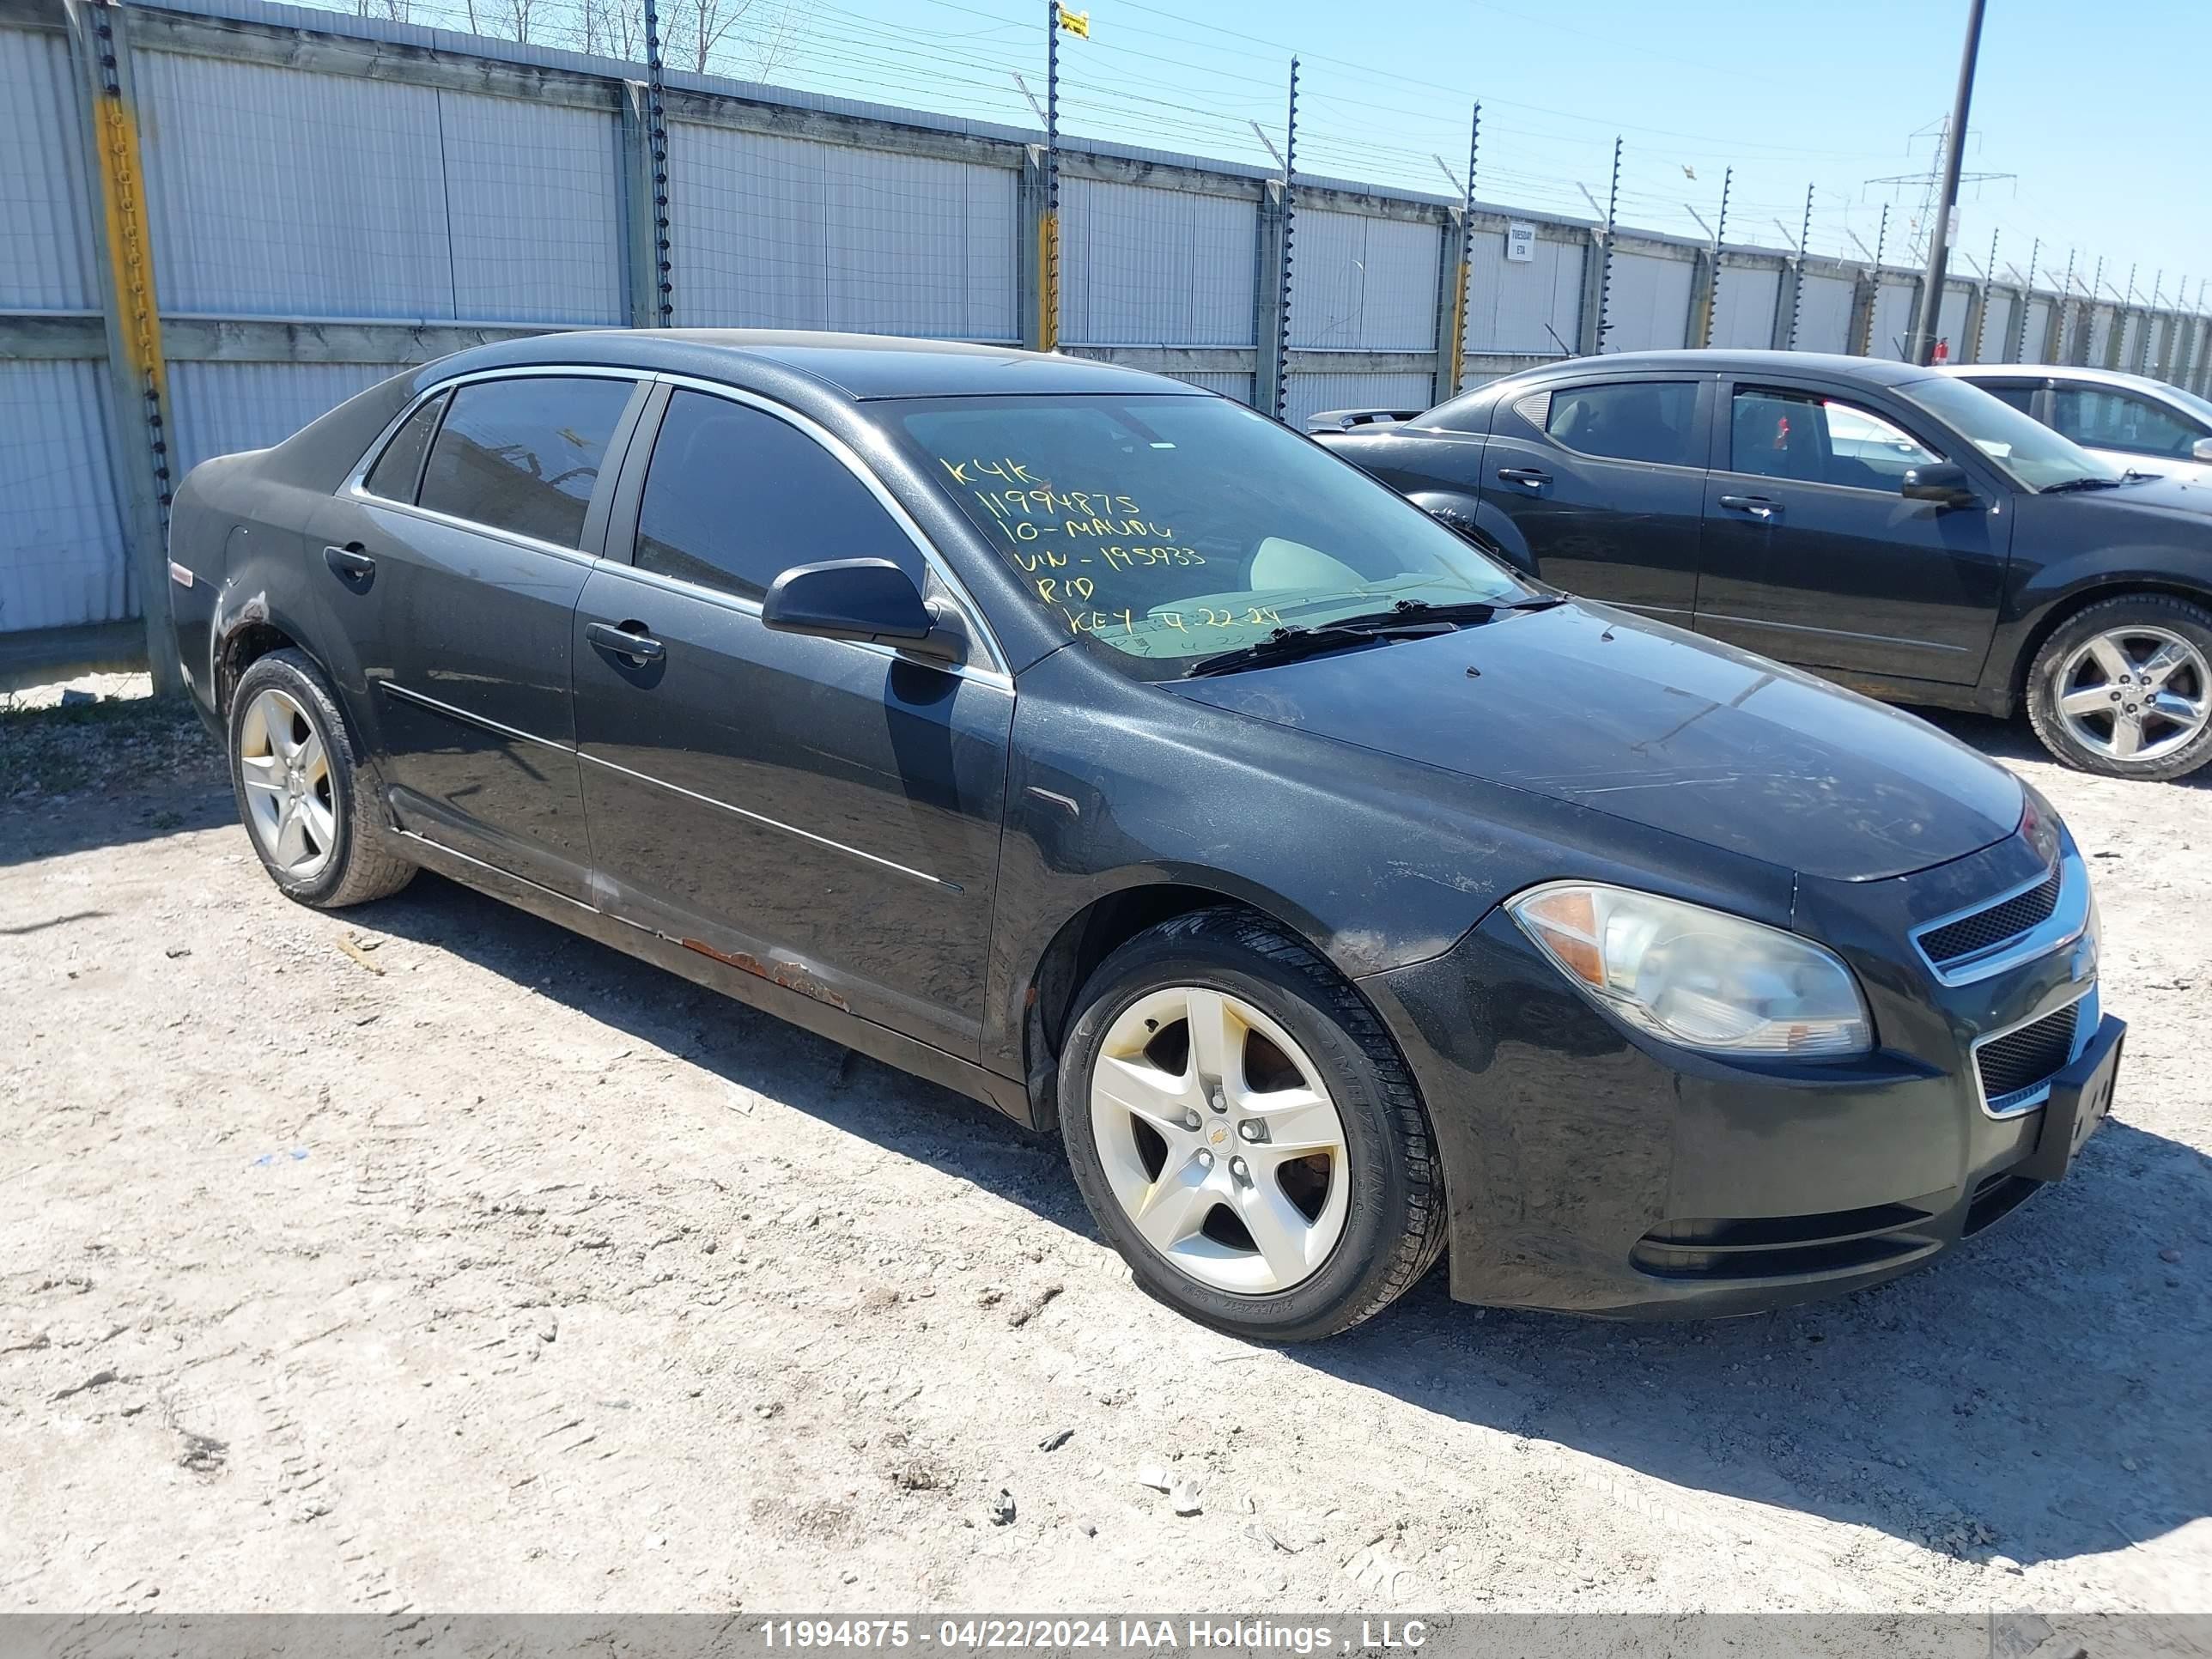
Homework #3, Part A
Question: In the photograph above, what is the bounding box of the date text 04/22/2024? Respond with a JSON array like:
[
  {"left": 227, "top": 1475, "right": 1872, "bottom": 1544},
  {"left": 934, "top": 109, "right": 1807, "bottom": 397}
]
[{"left": 757, "top": 1621, "right": 1432, "bottom": 1652}]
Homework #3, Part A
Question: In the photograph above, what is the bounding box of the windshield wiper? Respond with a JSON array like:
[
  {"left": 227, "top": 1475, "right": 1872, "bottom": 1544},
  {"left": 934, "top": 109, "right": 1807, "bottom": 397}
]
[
  {"left": 1182, "top": 594, "right": 1566, "bottom": 678},
  {"left": 2040, "top": 476, "right": 2124, "bottom": 494},
  {"left": 1182, "top": 618, "right": 1455, "bottom": 678}
]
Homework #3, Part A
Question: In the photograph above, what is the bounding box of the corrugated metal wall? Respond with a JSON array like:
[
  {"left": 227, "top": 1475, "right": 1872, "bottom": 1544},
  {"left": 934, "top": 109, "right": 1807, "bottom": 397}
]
[
  {"left": 1980, "top": 291, "right": 2017, "bottom": 362},
  {"left": 0, "top": 362, "right": 126, "bottom": 636},
  {"left": 1869, "top": 279, "right": 1918, "bottom": 359},
  {"left": 669, "top": 123, "right": 1017, "bottom": 340},
  {"left": 1795, "top": 272, "right": 1856, "bottom": 354},
  {"left": 1605, "top": 250, "right": 1692, "bottom": 353},
  {"left": 1062, "top": 178, "right": 1255, "bottom": 347},
  {"left": 1, "top": 28, "right": 99, "bottom": 311},
  {"left": 1711, "top": 264, "right": 1780, "bottom": 349},
  {"left": 1291, "top": 209, "right": 1439, "bottom": 349},
  {"left": 2023, "top": 297, "right": 2055, "bottom": 357},
  {"left": 1466, "top": 225, "right": 1583, "bottom": 355},
  {"left": 167, "top": 362, "right": 411, "bottom": 477},
  {"left": 1936, "top": 283, "right": 1972, "bottom": 353}
]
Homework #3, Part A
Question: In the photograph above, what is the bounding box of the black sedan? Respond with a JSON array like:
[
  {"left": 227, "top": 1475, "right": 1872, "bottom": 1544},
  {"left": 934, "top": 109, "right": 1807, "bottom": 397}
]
[
  {"left": 167, "top": 331, "right": 2122, "bottom": 1340},
  {"left": 1314, "top": 349, "right": 2212, "bottom": 781}
]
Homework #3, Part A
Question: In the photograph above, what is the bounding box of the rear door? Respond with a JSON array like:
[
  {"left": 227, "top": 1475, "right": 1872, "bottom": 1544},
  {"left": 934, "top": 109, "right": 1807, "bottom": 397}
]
[
  {"left": 570, "top": 382, "right": 1014, "bottom": 1060},
  {"left": 310, "top": 369, "right": 646, "bottom": 900},
  {"left": 1474, "top": 373, "right": 1713, "bottom": 619},
  {"left": 1695, "top": 376, "right": 2010, "bottom": 686}
]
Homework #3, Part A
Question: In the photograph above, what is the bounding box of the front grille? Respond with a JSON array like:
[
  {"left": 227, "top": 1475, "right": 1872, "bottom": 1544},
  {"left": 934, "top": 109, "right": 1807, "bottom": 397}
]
[
  {"left": 1922, "top": 867, "right": 2061, "bottom": 967},
  {"left": 1975, "top": 1002, "right": 2080, "bottom": 1105}
]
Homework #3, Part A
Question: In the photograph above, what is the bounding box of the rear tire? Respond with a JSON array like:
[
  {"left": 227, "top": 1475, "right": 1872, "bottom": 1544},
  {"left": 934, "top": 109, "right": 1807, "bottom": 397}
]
[
  {"left": 228, "top": 648, "right": 415, "bottom": 908},
  {"left": 1057, "top": 907, "right": 1446, "bottom": 1343},
  {"left": 2024, "top": 593, "right": 2212, "bottom": 781}
]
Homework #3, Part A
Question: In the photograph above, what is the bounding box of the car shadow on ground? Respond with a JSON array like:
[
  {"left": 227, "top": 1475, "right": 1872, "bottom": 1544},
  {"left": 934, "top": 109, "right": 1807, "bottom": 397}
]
[
  {"left": 356, "top": 870, "right": 2210, "bottom": 1575},
  {"left": 1912, "top": 703, "right": 2212, "bottom": 790}
]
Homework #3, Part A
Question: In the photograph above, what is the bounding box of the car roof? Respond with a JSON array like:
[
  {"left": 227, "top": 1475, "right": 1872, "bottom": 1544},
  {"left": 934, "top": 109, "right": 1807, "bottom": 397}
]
[
  {"left": 1498, "top": 349, "right": 1937, "bottom": 387},
  {"left": 424, "top": 328, "right": 1200, "bottom": 402},
  {"left": 1938, "top": 362, "right": 2178, "bottom": 393}
]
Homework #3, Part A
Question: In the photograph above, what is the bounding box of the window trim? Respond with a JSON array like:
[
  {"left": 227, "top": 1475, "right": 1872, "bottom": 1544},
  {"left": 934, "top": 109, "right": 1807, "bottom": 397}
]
[
  {"left": 1718, "top": 380, "right": 1953, "bottom": 497},
  {"left": 2048, "top": 383, "right": 2203, "bottom": 461},
  {"left": 344, "top": 364, "right": 650, "bottom": 567},
  {"left": 1534, "top": 375, "right": 1711, "bottom": 473},
  {"left": 345, "top": 362, "right": 1011, "bottom": 683},
  {"left": 361, "top": 387, "right": 450, "bottom": 506},
  {"left": 607, "top": 372, "right": 1010, "bottom": 680}
]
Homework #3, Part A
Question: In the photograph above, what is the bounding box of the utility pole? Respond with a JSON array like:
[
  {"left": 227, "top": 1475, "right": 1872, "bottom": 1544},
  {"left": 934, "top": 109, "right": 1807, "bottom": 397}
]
[{"left": 1909, "top": 0, "right": 1987, "bottom": 364}]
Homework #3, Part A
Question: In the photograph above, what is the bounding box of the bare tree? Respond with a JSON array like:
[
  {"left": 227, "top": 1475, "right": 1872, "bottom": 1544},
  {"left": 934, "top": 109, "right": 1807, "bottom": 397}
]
[{"left": 684, "top": 0, "right": 800, "bottom": 80}]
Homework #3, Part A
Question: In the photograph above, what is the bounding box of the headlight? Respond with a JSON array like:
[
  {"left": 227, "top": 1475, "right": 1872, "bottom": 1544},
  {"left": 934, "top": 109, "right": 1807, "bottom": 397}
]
[{"left": 1505, "top": 882, "right": 1874, "bottom": 1057}]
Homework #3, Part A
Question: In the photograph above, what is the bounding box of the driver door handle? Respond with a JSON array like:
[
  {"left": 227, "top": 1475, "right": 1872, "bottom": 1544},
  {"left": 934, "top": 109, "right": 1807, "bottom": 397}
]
[
  {"left": 1718, "top": 494, "right": 1782, "bottom": 520},
  {"left": 1497, "top": 467, "right": 1551, "bottom": 489},
  {"left": 586, "top": 620, "right": 665, "bottom": 664}
]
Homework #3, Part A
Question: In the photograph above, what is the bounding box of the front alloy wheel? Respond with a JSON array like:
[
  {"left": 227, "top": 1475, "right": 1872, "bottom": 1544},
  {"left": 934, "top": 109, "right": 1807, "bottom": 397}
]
[
  {"left": 1090, "top": 985, "right": 1351, "bottom": 1295},
  {"left": 1058, "top": 907, "right": 1447, "bottom": 1342}
]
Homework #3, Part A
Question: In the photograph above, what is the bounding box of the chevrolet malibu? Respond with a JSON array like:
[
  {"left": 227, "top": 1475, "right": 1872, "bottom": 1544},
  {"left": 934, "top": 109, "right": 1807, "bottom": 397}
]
[{"left": 167, "top": 331, "right": 2124, "bottom": 1341}]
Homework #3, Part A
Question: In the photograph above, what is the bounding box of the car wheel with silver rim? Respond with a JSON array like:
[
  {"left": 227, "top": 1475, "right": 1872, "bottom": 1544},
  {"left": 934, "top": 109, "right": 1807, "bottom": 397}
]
[
  {"left": 2027, "top": 594, "right": 2212, "bottom": 781},
  {"left": 227, "top": 647, "right": 416, "bottom": 907},
  {"left": 1057, "top": 906, "right": 1446, "bottom": 1342}
]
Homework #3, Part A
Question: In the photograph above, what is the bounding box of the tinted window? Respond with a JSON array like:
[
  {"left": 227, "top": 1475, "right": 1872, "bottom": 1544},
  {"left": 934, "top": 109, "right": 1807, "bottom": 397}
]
[
  {"left": 363, "top": 392, "right": 445, "bottom": 502},
  {"left": 1729, "top": 388, "right": 1940, "bottom": 489},
  {"left": 1972, "top": 382, "right": 2040, "bottom": 416},
  {"left": 417, "top": 375, "right": 635, "bottom": 548},
  {"left": 1544, "top": 381, "right": 1700, "bottom": 467},
  {"left": 893, "top": 393, "right": 1528, "bottom": 681},
  {"left": 634, "top": 391, "right": 920, "bottom": 601},
  {"left": 2050, "top": 386, "right": 2201, "bottom": 459}
]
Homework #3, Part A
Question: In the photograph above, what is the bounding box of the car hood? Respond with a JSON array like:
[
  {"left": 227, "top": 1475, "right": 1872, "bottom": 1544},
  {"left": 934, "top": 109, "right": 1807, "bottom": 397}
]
[
  {"left": 2085, "top": 471, "right": 2212, "bottom": 521},
  {"left": 1164, "top": 600, "right": 2023, "bottom": 882}
]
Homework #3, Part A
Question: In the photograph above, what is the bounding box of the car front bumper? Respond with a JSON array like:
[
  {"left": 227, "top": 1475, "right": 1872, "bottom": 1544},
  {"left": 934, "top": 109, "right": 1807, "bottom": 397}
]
[{"left": 1358, "top": 827, "right": 2118, "bottom": 1319}]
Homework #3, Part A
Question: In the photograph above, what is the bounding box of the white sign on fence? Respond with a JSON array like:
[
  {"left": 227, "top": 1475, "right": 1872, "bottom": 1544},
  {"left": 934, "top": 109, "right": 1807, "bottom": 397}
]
[{"left": 1505, "top": 222, "right": 1536, "bottom": 263}]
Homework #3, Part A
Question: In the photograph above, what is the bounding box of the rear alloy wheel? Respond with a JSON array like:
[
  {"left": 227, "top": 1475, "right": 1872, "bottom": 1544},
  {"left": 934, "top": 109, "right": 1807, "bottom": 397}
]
[
  {"left": 1058, "top": 908, "right": 1446, "bottom": 1342},
  {"left": 2027, "top": 595, "right": 2212, "bottom": 781},
  {"left": 228, "top": 648, "right": 416, "bottom": 907}
]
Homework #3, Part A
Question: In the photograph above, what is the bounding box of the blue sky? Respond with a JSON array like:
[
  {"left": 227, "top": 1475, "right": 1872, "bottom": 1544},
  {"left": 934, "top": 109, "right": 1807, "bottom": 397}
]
[
  {"left": 738, "top": 0, "right": 2210, "bottom": 296},
  {"left": 328, "top": 0, "right": 2211, "bottom": 301}
]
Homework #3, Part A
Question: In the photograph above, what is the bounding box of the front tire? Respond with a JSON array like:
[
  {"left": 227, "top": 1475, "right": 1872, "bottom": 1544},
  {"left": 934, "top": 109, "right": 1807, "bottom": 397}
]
[
  {"left": 2024, "top": 594, "right": 2212, "bottom": 781},
  {"left": 228, "top": 648, "right": 415, "bottom": 908},
  {"left": 1057, "top": 908, "right": 1446, "bottom": 1343}
]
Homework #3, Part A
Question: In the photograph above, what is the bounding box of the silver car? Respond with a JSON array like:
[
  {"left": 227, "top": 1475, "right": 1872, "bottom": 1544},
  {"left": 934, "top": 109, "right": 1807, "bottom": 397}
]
[{"left": 1944, "top": 364, "right": 2212, "bottom": 485}]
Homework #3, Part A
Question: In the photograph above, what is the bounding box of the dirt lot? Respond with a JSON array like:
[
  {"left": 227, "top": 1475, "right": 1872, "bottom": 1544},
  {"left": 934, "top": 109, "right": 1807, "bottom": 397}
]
[{"left": 1, "top": 692, "right": 2206, "bottom": 1615}]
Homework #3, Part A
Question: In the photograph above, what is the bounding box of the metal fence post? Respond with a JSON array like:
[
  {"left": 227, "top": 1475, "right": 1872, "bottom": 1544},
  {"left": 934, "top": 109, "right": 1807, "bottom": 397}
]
[
  {"left": 1578, "top": 137, "right": 1620, "bottom": 355},
  {"left": 63, "top": 0, "right": 179, "bottom": 695},
  {"left": 640, "top": 0, "right": 672, "bottom": 325},
  {"left": 1776, "top": 183, "right": 1813, "bottom": 350},
  {"left": 618, "top": 82, "right": 660, "bottom": 327},
  {"left": 1431, "top": 102, "right": 1477, "bottom": 403},
  {"left": 1252, "top": 57, "right": 1297, "bottom": 419},
  {"left": 1017, "top": 145, "right": 1051, "bottom": 353}
]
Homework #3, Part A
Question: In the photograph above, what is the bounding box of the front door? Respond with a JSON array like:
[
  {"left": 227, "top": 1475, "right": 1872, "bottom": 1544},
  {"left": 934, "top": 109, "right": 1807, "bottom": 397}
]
[
  {"left": 1695, "top": 379, "right": 2009, "bottom": 686},
  {"left": 571, "top": 384, "right": 1013, "bottom": 1060},
  {"left": 1474, "top": 374, "right": 1713, "bottom": 620},
  {"left": 309, "top": 371, "right": 645, "bottom": 900}
]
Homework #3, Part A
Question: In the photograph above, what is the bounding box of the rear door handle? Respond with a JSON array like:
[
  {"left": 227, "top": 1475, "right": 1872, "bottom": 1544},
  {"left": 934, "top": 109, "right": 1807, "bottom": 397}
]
[
  {"left": 1718, "top": 494, "right": 1782, "bottom": 520},
  {"left": 1497, "top": 467, "right": 1552, "bottom": 489},
  {"left": 586, "top": 620, "right": 665, "bottom": 665},
  {"left": 323, "top": 544, "right": 376, "bottom": 586}
]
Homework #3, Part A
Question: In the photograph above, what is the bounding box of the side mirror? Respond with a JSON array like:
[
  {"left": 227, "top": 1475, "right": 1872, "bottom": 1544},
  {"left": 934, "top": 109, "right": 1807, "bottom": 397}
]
[
  {"left": 1901, "top": 460, "right": 1978, "bottom": 509},
  {"left": 2191, "top": 436, "right": 2212, "bottom": 464},
  {"left": 761, "top": 558, "right": 959, "bottom": 660}
]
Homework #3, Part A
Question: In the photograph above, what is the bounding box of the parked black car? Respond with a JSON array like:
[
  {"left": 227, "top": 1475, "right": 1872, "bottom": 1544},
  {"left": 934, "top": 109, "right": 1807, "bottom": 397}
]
[
  {"left": 1314, "top": 349, "right": 2212, "bottom": 781},
  {"left": 169, "top": 331, "right": 2121, "bottom": 1340}
]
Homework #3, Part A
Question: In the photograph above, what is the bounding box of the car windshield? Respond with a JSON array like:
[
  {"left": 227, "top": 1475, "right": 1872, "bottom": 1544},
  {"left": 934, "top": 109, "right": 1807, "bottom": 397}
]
[
  {"left": 890, "top": 393, "right": 1531, "bottom": 679},
  {"left": 1897, "top": 374, "right": 2121, "bottom": 490}
]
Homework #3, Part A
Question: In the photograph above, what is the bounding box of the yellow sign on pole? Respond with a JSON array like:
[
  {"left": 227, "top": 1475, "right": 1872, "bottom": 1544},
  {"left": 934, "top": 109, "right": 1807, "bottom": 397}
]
[{"left": 1058, "top": 7, "right": 1089, "bottom": 37}]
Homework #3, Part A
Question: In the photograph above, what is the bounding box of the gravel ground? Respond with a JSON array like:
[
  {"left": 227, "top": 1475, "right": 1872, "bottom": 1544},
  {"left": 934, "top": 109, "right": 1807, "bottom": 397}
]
[{"left": 1, "top": 692, "right": 2206, "bottom": 1615}]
